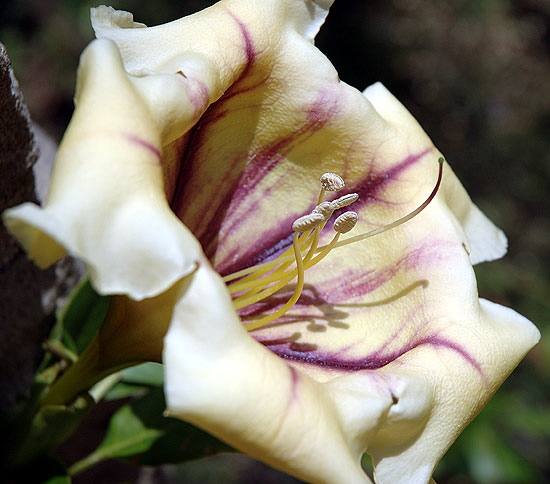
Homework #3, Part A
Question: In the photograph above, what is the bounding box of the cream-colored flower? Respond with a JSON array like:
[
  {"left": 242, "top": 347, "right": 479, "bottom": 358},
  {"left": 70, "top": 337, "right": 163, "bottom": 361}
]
[{"left": 3, "top": 1, "right": 539, "bottom": 483}]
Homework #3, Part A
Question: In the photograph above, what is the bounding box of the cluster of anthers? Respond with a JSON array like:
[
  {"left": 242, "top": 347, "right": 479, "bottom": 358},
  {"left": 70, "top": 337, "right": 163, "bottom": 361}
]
[{"left": 223, "top": 158, "right": 444, "bottom": 332}]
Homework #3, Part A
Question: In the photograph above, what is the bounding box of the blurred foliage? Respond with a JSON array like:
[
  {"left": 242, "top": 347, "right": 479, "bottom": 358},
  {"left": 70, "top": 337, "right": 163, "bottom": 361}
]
[{"left": 0, "top": 0, "right": 548, "bottom": 483}]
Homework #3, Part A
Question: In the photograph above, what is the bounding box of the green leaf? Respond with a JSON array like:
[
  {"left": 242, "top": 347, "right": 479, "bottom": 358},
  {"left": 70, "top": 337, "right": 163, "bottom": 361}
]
[
  {"left": 102, "top": 363, "right": 164, "bottom": 400},
  {"left": 55, "top": 278, "right": 110, "bottom": 354},
  {"left": 103, "top": 382, "right": 149, "bottom": 401},
  {"left": 132, "top": 388, "right": 232, "bottom": 466},
  {"left": 120, "top": 362, "right": 164, "bottom": 387},
  {"left": 6, "top": 393, "right": 93, "bottom": 470},
  {"left": 45, "top": 475, "right": 71, "bottom": 484},
  {"left": 70, "top": 388, "right": 230, "bottom": 475},
  {"left": 96, "top": 405, "right": 163, "bottom": 458},
  {"left": 69, "top": 390, "right": 163, "bottom": 475}
]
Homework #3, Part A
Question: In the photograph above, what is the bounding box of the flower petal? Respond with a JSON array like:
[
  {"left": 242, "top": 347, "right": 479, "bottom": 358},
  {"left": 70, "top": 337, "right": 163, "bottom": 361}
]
[
  {"left": 164, "top": 260, "right": 416, "bottom": 484},
  {"left": 4, "top": 0, "right": 337, "bottom": 298},
  {"left": 88, "top": 4, "right": 365, "bottom": 270},
  {"left": 3, "top": 39, "right": 206, "bottom": 299},
  {"left": 250, "top": 170, "right": 540, "bottom": 481},
  {"left": 369, "top": 299, "right": 539, "bottom": 484},
  {"left": 237, "top": 81, "right": 540, "bottom": 478},
  {"left": 363, "top": 82, "right": 507, "bottom": 265},
  {"left": 3, "top": 2, "right": 539, "bottom": 483}
]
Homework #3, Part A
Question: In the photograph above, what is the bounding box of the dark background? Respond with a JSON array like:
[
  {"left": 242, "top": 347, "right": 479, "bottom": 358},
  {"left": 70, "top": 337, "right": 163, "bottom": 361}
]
[{"left": 1, "top": 1, "right": 548, "bottom": 483}]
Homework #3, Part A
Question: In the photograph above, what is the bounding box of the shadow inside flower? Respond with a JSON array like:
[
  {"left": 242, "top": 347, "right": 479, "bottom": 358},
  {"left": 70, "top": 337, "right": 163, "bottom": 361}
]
[{"left": 252, "top": 279, "right": 429, "bottom": 355}]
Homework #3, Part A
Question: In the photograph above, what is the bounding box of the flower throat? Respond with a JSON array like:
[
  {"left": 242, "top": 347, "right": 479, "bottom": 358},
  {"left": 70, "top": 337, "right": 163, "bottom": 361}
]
[{"left": 223, "top": 158, "right": 445, "bottom": 332}]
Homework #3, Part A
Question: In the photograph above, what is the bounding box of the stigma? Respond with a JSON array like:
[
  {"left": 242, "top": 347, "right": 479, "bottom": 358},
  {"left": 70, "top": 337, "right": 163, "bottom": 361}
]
[{"left": 223, "top": 158, "right": 444, "bottom": 332}]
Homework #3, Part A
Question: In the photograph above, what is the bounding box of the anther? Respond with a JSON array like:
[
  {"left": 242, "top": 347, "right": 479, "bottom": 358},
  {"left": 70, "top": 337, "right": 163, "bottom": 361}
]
[
  {"left": 312, "top": 201, "right": 335, "bottom": 220},
  {"left": 320, "top": 173, "right": 345, "bottom": 191},
  {"left": 334, "top": 211, "right": 358, "bottom": 233},
  {"left": 292, "top": 213, "right": 325, "bottom": 232},
  {"left": 332, "top": 193, "right": 359, "bottom": 210}
]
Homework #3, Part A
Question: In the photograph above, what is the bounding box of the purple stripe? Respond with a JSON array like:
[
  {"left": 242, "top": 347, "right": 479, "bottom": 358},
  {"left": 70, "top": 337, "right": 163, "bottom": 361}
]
[
  {"left": 288, "top": 365, "right": 300, "bottom": 401},
  {"left": 220, "top": 149, "right": 432, "bottom": 276},
  {"left": 310, "top": 241, "right": 446, "bottom": 304},
  {"left": 237, "top": 242, "right": 442, "bottom": 323},
  {"left": 185, "top": 77, "right": 209, "bottom": 113},
  {"left": 216, "top": 13, "right": 260, "bottom": 103},
  {"left": 262, "top": 333, "right": 483, "bottom": 376},
  {"left": 177, "top": 89, "right": 342, "bottom": 264},
  {"left": 337, "top": 148, "right": 432, "bottom": 211},
  {"left": 229, "top": 12, "right": 255, "bottom": 70},
  {"left": 237, "top": 89, "right": 341, "bottom": 192},
  {"left": 169, "top": 12, "right": 257, "bottom": 225},
  {"left": 123, "top": 134, "right": 161, "bottom": 160},
  {"left": 212, "top": 88, "right": 341, "bottom": 242}
]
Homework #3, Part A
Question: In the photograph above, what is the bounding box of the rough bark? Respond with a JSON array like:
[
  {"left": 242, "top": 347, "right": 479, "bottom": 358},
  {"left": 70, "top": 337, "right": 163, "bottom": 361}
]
[{"left": 0, "top": 43, "right": 80, "bottom": 411}]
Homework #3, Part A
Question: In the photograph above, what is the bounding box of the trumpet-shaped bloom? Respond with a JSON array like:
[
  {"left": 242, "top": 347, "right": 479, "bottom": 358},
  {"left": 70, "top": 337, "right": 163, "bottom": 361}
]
[{"left": 3, "top": 1, "right": 539, "bottom": 483}]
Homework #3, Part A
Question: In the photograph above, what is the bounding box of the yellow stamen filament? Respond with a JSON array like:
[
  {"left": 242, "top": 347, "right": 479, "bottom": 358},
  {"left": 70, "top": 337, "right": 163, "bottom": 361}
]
[
  {"left": 317, "top": 188, "right": 325, "bottom": 205},
  {"left": 240, "top": 228, "right": 341, "bottom": 330},
  {"left": 227, "top": 231, "right": 311, "bottom": 293},
  {"left": 222, "top": 203, "right": 333, "bottom": 285},
  {"left": 221, "top": 230, "right": 312, "bottom": 283},
  {"left": 305, "top": 231, "right": 340, "bottom": 266},
  {"left": 223, "top": 158, "right": 444, "bottom": 332},
  {"left": 231, "top": 228, "right": 320, "bottom": 309},
  {"left": 243, "top": 233, "right": 306, "bottom": 331}
]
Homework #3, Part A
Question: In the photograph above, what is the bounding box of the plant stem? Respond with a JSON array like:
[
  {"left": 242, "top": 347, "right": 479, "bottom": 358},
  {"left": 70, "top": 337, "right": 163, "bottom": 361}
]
[
  {"left": 68, "top": 449, "right": 105, "bottom": 476},
  {"left": 89, "top": 372, "right": 123, "bottom": 402},
  {"left": 38, "top": 336, "right": 135, "bottom": 408}
]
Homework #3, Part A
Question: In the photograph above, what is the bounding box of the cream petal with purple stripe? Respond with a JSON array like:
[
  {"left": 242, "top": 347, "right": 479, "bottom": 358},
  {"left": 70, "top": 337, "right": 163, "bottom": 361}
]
[
  {"left": 2, "top": 1, "right": 539, "bottom": 484},
  {"left": 153, "top": 3, "right": 536, "bottom": 482}
]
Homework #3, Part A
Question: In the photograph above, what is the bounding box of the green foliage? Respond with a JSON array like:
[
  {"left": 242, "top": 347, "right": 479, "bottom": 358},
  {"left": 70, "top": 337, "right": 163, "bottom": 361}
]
[
  {"left": 69, "top": 387, "right": 231, "bottom": 476},
  {"left": 14, "top": 394, "right": 93, "bottom": 466},
  {"left": 98, "top": 398, "right": 163, "bottom": 458},
  {"left": 120, "top": 362, "right": 164, "bottom": 387},
  {"left": 436, "top": 379, "right": 550, "bottom": 484},
  {"left": 3, "top": 393, "right": 92, "bottom": 483},
  {"left": 1, "top": 279, "right": 105, "bottom": 478},
  {"left": 3, "top": 277, "right": 231, "bottom": 481},
  {"left": 52, "top": 278, "right": 110, "bottom": 355}
]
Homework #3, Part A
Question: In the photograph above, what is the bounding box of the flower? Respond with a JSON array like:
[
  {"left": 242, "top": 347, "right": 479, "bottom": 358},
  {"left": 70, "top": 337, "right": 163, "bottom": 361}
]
[{"left": 3, "top": 1, "right": 539, "bottom": 484}]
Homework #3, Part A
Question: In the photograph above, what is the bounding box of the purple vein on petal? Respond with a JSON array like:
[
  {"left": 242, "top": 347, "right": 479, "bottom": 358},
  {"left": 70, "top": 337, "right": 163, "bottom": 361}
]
[
  {"left": 262, "top": 332, "right": 483, "bottom": 376},
  {"left": 233, "top": 88, "right": 342, "bottom": 195},
  {"left": 340, "top": 148, "right": 432, "bottom": 210},
  {"left": 171, "top": 20, "right": 326, "bottom": 253},
  {"left": 228, "top": 11, "right": 256, "bottom": 73},
  {"left": 191, "top": 90, "right": 341, "bottom": 266},
  {"left": 237, "top": 240, "right": 447, "bottom": 322},
  {"left": 122, "top": 133, "right": 161, "bottom": 161},
  {"left": 288, "top": 365, "right": 300, "bottom": 402},
  {"left": 184, "top": 77, "right": 210, "bottom": 114},
  {"left": 214, "top": 13, "right": 263, "bottom": 104},
  {"left": 312, "top": 239, "right": 450, "bottom": 303},
  {"left": 169, "top": 12, "right": 257, "bottom": 223},
  {"left": 218, "top": 149, "right": 434, "bottom": 276}
]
